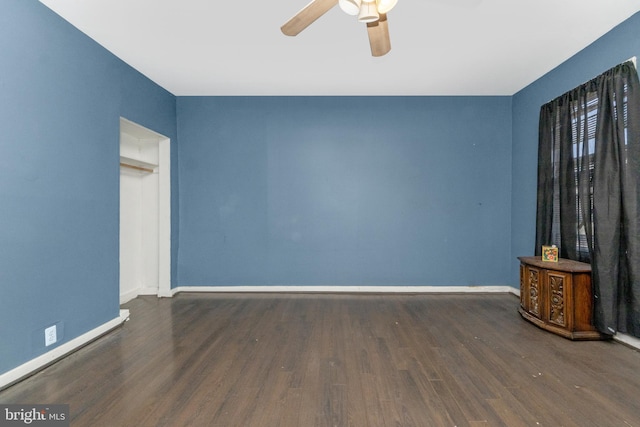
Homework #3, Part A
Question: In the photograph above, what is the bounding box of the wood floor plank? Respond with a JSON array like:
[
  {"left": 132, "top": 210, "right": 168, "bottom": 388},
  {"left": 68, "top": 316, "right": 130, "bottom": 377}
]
[{"left": 2, "top": 293, "right": 640, "bottom": 426}]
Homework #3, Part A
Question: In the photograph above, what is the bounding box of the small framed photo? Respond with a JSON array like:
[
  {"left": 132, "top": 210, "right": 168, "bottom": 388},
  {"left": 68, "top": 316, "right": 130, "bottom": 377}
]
[{"left": 542, "top": 245, "right": 558, "bottom": 262}]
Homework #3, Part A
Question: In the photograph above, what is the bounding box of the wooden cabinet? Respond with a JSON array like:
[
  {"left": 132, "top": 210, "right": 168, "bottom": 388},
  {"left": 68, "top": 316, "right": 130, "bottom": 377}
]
[{"left": 518, "top": 256, "right": 606, "bottom": 340}]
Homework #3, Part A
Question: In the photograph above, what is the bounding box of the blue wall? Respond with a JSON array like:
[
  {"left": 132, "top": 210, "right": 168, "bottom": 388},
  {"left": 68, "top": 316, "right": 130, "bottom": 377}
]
[
  {"left": 0, "top": 1, "right": 177, "bottom": 375},
  {"left": 511, "top": 12, "right": 640, "bottom": 284},
  {"left": 177, "top": 97, "right": 513, "bottom": 287}
]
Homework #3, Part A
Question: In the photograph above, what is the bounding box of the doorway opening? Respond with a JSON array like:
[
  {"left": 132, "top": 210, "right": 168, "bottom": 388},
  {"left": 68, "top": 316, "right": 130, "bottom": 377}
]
[{"left": 119, "top": 118, "right": 171, "bottom": 304}]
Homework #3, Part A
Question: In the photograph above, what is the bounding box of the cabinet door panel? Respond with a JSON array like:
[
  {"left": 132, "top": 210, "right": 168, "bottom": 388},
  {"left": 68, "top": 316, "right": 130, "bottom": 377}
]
[
  {"left": 547, "top": 271, "right": 569, "bottom": 327},
  {"left": 528, "top": 267, "right": 542, "bottom": 319}
]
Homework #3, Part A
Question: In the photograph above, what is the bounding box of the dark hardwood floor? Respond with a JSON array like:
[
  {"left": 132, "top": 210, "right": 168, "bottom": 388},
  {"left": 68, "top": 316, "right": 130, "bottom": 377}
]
[{"left": 2, "top": 293, "right": 640, "bottom": 426}]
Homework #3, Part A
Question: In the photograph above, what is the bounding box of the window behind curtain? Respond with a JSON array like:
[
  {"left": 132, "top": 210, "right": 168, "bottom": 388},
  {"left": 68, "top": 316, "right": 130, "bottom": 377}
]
[
  {"left": 535, "top": 60, "right": 640, "bottom": 336},
  {"left": 544, "top": 80, "right": 631, "bottom": 263}
]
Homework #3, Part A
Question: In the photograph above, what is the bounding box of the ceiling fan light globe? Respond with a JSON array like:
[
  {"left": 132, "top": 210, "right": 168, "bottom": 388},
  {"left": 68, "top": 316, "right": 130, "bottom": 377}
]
[
  {"left": 339, "top": 0, "right": 361, "bottom": 15},
  {"left": 376, "top": 0, "right": 398, "bottom": 14},
  {"left": 358, "top": 0, "right": 379, "bottom": 23}
]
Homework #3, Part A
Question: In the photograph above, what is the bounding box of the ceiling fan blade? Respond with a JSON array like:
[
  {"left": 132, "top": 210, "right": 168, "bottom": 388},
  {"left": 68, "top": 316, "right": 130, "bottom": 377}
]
[
  {"left": 366, "top": 14, "right": 391, "bottom": 57},
  {"left": 281, "top": 0, "right": 339, "bottom": 36}
]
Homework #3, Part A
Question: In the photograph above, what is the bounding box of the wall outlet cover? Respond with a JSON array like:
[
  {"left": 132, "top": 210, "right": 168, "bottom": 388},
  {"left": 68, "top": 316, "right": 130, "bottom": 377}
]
[{"left": 45, "top": 325, "right": 57, "bottom": 347}]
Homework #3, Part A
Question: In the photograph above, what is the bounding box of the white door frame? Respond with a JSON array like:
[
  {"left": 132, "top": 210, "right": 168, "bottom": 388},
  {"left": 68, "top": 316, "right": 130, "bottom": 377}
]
[
  {"left": 119, "top": 117, "right": 171, "bottom": 300},
  {"left": 157, "top": 132, "right": 171, "bottom": 297}
]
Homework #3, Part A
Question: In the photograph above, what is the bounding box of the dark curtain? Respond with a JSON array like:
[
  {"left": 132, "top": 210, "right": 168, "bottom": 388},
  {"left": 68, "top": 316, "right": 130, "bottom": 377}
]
[{"left": 535, "top": 61, "right": 640, "bottom": 337}]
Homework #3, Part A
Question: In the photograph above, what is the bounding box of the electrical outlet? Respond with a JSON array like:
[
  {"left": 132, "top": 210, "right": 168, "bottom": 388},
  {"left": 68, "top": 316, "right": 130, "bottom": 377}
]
[{"left": 45, "top": 325, "right": 57, "bottom": 347}]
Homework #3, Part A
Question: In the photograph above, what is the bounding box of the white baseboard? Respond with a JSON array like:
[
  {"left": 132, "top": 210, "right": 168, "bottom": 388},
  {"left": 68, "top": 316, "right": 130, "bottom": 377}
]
[
  {"left": 158, "top": 288, "right": 173, "bottom": 298},
  {"left": 614, "top": 332, "right": 640, "bottom": 351},
  {"left": 120, "top": 287, "right": 158, "bottom": 304},
  {"left": 171, "top": 285, "right": 518, "bottom": 296},
  {"left": 139, "top": 286, "right": 159, "bottom": 296},
  {"left": 120, "top": 289, "right": 139, "bottom": 304},
  {"left": 0, "top": 310, "right": 130, "bottom": 391}
]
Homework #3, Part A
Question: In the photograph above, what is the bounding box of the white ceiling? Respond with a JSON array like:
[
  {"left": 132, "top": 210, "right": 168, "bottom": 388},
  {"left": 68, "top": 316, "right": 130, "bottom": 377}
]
[{"left": 39, "top": 0, "right": 640, "bottom": 96}]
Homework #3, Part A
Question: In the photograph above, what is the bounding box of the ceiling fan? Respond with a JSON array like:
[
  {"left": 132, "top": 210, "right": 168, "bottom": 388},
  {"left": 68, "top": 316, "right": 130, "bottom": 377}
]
[{"left": 281, "top": 0, "right": 398, "bottom": 57}]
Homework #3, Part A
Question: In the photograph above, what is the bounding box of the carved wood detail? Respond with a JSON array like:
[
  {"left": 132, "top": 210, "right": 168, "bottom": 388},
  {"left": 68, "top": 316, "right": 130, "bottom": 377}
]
[
  {"left": 549, "top": 274, "right": 565, "bottom": 326},
  {"left": 529, "top": 269, "right": 540, "bottom": 316}
]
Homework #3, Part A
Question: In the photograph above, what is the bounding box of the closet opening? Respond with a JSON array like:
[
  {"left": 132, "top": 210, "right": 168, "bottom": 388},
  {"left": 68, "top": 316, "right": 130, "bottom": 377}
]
[{"left": 119, "top": 118, "right": 171, "bottom": 303}]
